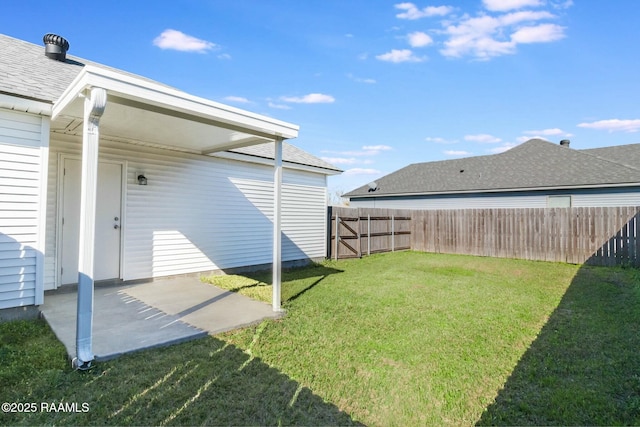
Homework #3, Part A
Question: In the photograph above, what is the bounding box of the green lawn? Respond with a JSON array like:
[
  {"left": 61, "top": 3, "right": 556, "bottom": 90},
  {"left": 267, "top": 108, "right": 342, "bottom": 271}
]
[{"left": 2, "top": 251, "right": 640, "bottom": 426}]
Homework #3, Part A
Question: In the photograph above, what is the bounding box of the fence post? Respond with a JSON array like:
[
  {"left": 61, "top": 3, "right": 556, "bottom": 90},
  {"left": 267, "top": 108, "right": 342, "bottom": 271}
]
[
  {"left": 335, "top": 213, "right": 340, "bottom": 261},
  {"left": 368, "top": 215, "right": 371, "bottom": 256},
  {"left": 392, "top": 215, "right": 395, "bottom": 252}
]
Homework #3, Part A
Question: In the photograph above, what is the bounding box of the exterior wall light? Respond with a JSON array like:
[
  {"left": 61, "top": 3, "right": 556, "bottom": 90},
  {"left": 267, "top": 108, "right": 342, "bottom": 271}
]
[{"left": 137, "top": 174, "right": 147, "bottom": 185}]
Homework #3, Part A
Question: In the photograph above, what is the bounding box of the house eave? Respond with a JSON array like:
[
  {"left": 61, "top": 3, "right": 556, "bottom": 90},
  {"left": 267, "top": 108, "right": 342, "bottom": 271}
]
[{"left": 348, "top": 182, "right": 640, "bottom": 199}]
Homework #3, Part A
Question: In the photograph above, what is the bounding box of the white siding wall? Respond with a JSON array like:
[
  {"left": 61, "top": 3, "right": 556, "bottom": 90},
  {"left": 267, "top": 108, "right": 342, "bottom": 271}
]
[
  {"left": 350, "top": 188, "right": 640, "bottom": 210},
  {"left": 46, "top": 135, "right": 327, "bottom": 287},
  {"left": 0, "top": 109, "right": 48, "bottom": 308},
  {"left": 350, "top": 194, "right": 548, "bottom": 210},
  {"left": 572, "top": 191, "right": 640, "bottom": 207}
]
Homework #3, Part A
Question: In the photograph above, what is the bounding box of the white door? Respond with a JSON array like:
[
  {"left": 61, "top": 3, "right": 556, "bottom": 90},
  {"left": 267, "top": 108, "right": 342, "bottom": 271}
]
[{"left": 60, "top": 158, "right": 122, "bottom": 285}]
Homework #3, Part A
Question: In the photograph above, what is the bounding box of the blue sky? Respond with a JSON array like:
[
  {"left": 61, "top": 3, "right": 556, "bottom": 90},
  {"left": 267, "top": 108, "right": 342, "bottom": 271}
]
[{"left": 3, "top": 1, "right": 640, "bottom": 199}]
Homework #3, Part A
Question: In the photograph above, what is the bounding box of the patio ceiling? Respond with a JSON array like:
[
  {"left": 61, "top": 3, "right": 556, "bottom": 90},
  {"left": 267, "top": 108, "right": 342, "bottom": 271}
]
[{"left": 51, "top": 65, "right": 299, "bottom": 153}]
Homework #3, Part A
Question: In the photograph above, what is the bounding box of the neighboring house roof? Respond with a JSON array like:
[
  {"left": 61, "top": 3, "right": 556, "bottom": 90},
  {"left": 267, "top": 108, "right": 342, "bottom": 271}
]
[
  {"left": 345, "top": 139, "right": 640, "bottom": 198},
  {"left": 0, "top": 33, "right": 339, "bottom": 173}
]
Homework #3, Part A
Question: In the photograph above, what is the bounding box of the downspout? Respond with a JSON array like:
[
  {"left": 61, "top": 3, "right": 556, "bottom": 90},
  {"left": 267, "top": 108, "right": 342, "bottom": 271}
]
[
  {"left": 74, "top": 87, "right": 107, "bottom": 370},
  {"left": 272, "top": 137, "right": 283, "bottom": 312}
]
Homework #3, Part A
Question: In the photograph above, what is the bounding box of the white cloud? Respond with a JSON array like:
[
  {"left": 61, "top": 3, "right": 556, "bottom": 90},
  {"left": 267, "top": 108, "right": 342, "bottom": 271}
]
[
  {"left": 444, "top": 150, "right": 472, "bottom": 156},
  {"left": 426, "top": 136, "right": 457, "bottom": 144},
  {"left": 343, "top": 168, "right": 382, "bottom": 176},
  {"left": 321, "top": 157, "right": 359, "bottom": 165},
  {"left": 268, "top": 102, "right": 291, "bottom": 110},
  {"left": 321, "top": 145, "right": 392, "bottom": 157},
  {"left": 362, "top": 145, "right": 393, "bottom": 151},
  {"left": 500, "top": 10, "right": 555, "bottom": 25},
  {"left": 482, "top": 0, "right": 543, "bottom": 12},
  {"left": 488, "top": 142, "right": 518, "bottom": 153},
  {"left": 347, "top": 73, "right": 377, "bottom": 84},
  {"left": 376, "top": 49, "right": 426, "bottom": 63},
  {"left": 465, "top": 134, "right": 502, "bottom": 143},
  {"left": 217, "top": 53, "right": 232, "bottom": 60},
  {"left": 280, "top": 93, "right": 335, "bottom": 104},
  {"left": 550, "top": 0, "right": 573, "bottom": 9},
  {"left": 577, "top": 119, "right": 640, "bottom": 133},
  {"left": 440, "top": 10, "right": 566, "bottom": 59},
  {"left": 511, "top": 23, "right": 566, "bottom": 43},
  {"left": 407, "top": 31, "right": 434, "bottom": 47},
  {"left": 153, "top": 29, "right": 215, "bottom": 53},
  {"left": 395, "top": 3, "right": 454, "bottom": 20},
  {"left": 388, "top": 0, "right": 570, "bottom": 61},
  {"left": 524, "top": 128, "right": 566, "bottom": 136},
  {"left": 224, "top": 96, "right": 250, "bottom": 104},
  {"left": 441, "top": 15, "right": 514, "bottom": 58}
]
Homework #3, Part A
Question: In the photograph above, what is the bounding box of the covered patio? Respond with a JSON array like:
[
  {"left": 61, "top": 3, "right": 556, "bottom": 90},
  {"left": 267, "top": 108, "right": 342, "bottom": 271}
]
[
  {"left": 51, "top": 64, "right": 298, "bottom": 368},
  {"left": 41, "top": 276, "right": 283, "bottom": 361}
]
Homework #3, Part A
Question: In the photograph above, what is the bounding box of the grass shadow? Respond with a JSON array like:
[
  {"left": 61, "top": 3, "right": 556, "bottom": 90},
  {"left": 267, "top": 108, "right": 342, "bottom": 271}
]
[
  {"left": 203, "top": 262, "right": 344, "bottom": 304},
  {"left": 0, "top": 319, "right": 362, "bottom": 426},
  {"left": 476, "top": 263, "right": 640, "bottom": 425}
]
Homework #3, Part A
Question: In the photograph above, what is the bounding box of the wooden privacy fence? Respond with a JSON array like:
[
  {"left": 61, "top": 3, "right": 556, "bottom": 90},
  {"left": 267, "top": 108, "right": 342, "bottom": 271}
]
[
  {"left": 327, "top": 206, "right": 640, "bottom": 266},
  {"left": 328, "top": 207, "right": 412, "bottom": 259},
  {"left": 411, "top": 206, "right": 640, "bottom": 267}
]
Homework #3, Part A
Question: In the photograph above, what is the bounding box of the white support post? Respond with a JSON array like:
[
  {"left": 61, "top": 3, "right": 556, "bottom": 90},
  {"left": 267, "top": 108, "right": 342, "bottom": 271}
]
[
  {"left": 75, "top": 87, "right": 107, "bottom": 370},
  {"left": 272, "top": 138, "right": 283, "bottom": 312}
]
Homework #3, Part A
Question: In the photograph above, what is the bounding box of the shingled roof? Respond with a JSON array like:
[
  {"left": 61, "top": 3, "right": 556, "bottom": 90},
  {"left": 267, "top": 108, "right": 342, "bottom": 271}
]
[
  {"left": 0, "top": 33, "right": 340, "bottom": 173},
  {"left": 228, "top": 142, "right": 340, "bottom": 172},
  {"left": 345, "top": 139, "right": 640, "bottom": 198},
  {"left": 0, "top": 34, "right": 168, "bottom": 103}
]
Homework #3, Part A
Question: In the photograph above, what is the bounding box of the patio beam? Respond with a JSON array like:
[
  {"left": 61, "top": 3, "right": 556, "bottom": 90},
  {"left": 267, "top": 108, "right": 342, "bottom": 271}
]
[
  {"left": 272, "top": 138, "right": 283, "bottom": 312},
  {"left": 75, "top": 87, "right": 107, "bottom": 370}
]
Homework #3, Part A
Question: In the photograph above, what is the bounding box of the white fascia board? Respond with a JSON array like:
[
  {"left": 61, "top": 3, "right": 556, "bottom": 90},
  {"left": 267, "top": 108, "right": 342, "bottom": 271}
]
[
  {"left": 0, "top": 94, "right": 52, "bottom": 116},
  {"left": 212, "top": 150, "right": 343, "bottom": 176},
  {"left": 52, "top": 65, "right": 299, "bottom": 139},
  {"left": 349, "top": 182, "right": 640, "bottom": 199}
]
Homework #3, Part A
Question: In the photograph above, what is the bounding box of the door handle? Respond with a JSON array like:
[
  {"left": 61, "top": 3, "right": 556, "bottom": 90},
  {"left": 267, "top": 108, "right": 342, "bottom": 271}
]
[{"left": 114, "top": 224, "right": 120, "bottom": 229}]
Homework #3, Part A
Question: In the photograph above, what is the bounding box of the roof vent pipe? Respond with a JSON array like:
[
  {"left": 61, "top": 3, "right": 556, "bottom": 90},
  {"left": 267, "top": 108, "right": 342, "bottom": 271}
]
[
  {"left": 43, "top": 34, "right": 69, "bottom": 61},
  {"left": 559, "top": 139, "right": 570, "bottom": 147}
]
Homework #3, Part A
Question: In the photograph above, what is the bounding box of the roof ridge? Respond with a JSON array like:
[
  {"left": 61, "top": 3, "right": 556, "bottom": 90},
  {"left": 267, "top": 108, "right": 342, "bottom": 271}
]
[{"left": 577, "top": 144, "right": 640, "bottom": 172}]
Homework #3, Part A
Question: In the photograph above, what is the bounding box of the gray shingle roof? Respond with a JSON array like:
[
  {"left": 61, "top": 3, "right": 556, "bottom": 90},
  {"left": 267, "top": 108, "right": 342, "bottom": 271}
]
[
  {"left": 0, "top": 33, "right": 168, "bottom": 103},
  {"left": 581, "top": 143, "right": 640, "bottom": 171},
  {"left": 0, "top": 33, "right": 339, "bottom": 173},
  {"left": 229, "top": 142, "right": 341, "bottom": 172},
  {"left": 345, "top": 139, "right": 640, "bottom": 198}
]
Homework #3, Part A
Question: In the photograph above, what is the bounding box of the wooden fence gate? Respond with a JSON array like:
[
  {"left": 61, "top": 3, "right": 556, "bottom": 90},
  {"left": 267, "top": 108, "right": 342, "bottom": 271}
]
[{"left": 328, "top": 207, "right": 412, "bottom": 260}]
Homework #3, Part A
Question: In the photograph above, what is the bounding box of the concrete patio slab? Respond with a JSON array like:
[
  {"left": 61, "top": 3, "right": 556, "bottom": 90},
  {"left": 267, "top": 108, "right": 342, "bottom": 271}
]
[{"left": 40, "top": 276, "right": 282, "bottom": 361}]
